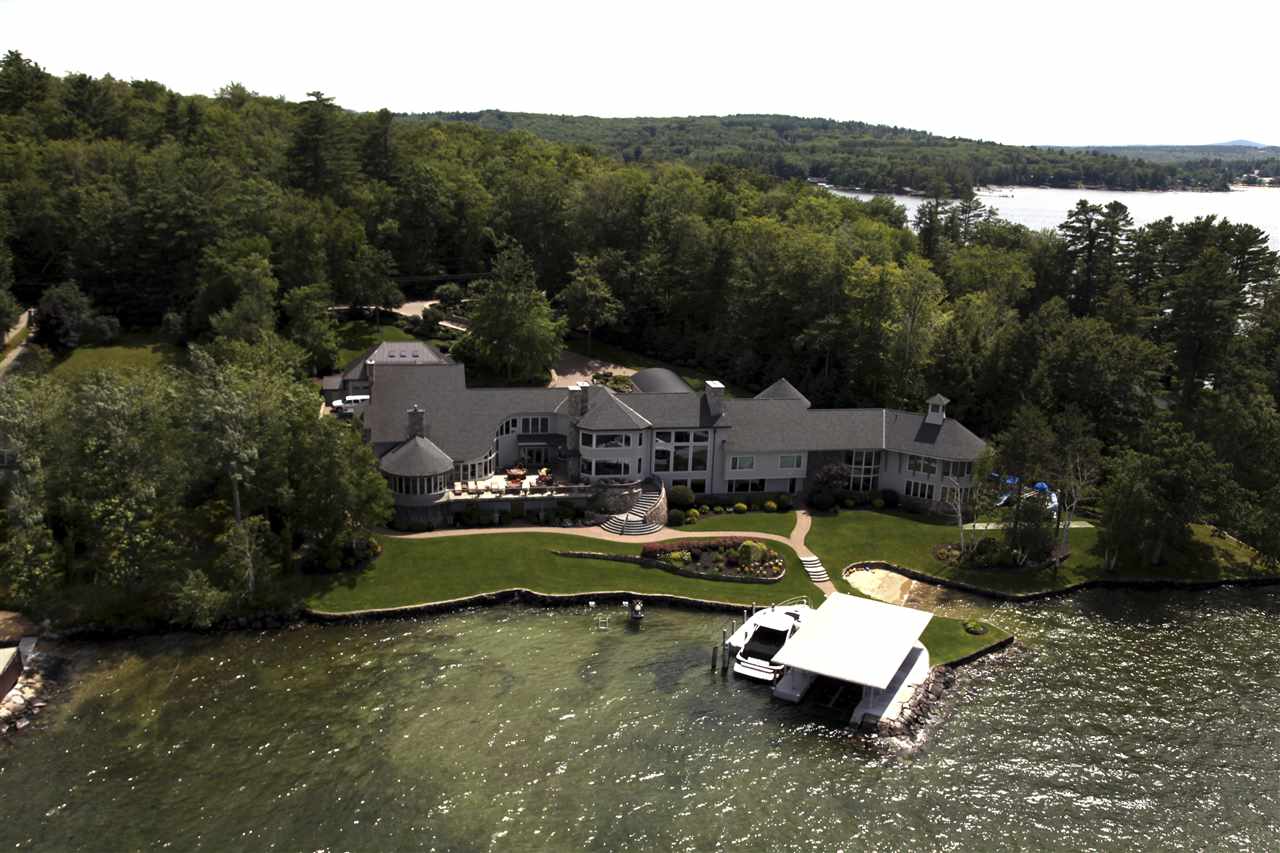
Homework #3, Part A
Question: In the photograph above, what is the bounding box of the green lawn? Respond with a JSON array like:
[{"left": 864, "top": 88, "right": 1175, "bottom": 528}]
[
  {"left": 572, "top": 337, "right": 750, "bottom": 397},
  {"left": 921, "top": 619, "right": 1011, "bottom": 665},
  {"left": 335, "top": 320, "right": 417, "bottom": 369},
  {"left": 807, "top": 509, "right": 1275, "bottom": 597},
  {"left": 51, "top": 332, "right": 184, "bottom": 378},
  {"left": 676, "top": 510, "right": 797, "bottom": 537},
  {"left": 301, "top": 530, "right": 1008, "bottom": 665},
  {"left": 303, "top": 532, "right": 826, "bottom": 613}
]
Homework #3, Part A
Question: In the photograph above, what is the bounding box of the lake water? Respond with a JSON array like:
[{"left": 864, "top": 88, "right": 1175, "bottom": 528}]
[
  {"left": 832, "top": 185, "right": 1280, "bottom": 249},
  {"left": 2, "top": 593, "right": 1279, "bottom": 851}
]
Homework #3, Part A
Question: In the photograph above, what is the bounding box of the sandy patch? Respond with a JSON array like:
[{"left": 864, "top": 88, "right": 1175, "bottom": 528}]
[
  {"left": 394, "top": 299, "right": 439, "bottom": 317},
  {"left": 549, "top": 351, "right": 637, "bottom": 388}
]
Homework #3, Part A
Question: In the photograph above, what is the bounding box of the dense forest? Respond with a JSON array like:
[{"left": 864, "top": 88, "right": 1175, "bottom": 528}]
[
  {"left": 415, "top": 111, "right": 1271, "bottom": 194},
  {"left": 2, "top": 51, "right": 1280, "bottom": 628}
]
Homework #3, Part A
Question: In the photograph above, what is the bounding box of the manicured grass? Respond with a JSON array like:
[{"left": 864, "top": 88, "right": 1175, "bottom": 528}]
[
  {"left": 676, "top": 510, "right": 797, "bottom": 537},
  {"left": 921, "top": 619, "right": 1011, "bottom": 666},
  {"left": 807, "top": 509, "right": 1276, "bottom": 597},
  {"left": 807, "top": 509, "right": 957, "bottom": 577},
  {"left": 51, "top": 332, "right": 184, "bottom": 378},
  {"left": 573, "top": 337, "right": 750, "bottom": 397},
  {"left": 301, "top": 530, "right": 1009, "bottom": 665},
  {"left": 335, "top": 320, "right": 417, "bottom": 369},
  {"left": 303, "top": 532, "right": 826, "bottom": 613}
]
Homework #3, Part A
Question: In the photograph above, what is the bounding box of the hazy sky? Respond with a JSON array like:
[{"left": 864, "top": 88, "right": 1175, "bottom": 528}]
[{"left": 3, "top": 0, "right": 1276, "bottom": 147}]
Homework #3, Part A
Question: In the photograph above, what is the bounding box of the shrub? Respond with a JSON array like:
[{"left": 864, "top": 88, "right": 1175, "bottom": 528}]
[
  {"left": 733, "top": 502, "right": 748, "bottom": 514},
  {"left": 668, "top": 485, "right": 696, "bottom": 509},
  {"left": 686, "top": 508, "right": 701, "bottom": 523},
  {"left": 872, "top": 497, "right": 885, "bottom": 510},
  {"left": 699, "top": 504, "right": 711, "bottom": 514},
  {"left": 809, "top": 491, "right": 836, "bottom": 512},
  {"left": 841, "top": 497, "right": 856, "bottom": 510},
  {"left": 963, "top": 620, "right": 988, "bottom": 636},
  {"left": 737, "top": 540, "right": 768, "bottom": 564},
  {"left": 667, "top": 508, "right": 686, "bottom": 527},
  {"left": 713, "top": 505, "right": 726, "bottom": 514},
  {"left": 763, "top": 500, "right": 778, "bottom": 513},
  {"left": 665, "top": 550, "right": 692, "bottom": 565},
  {"left": 958, "top": 537, "right": 1017, "bottom": 571},
  {"left": 775, "top": 493, "right": 793, "bottom": 511},
  {"left": 879, "top": 489, "right": 900, "bottom": 509}
]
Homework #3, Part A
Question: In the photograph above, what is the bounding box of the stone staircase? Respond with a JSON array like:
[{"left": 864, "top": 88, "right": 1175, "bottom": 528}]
[
  {"left": 601, "top": 486, "right": 664, "bottom": 535},
  {"left": 799, "top": 555, "right": 830, "bottom": 584}
]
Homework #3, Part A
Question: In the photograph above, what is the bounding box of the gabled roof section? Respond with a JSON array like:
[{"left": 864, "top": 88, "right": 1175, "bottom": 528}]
[
  {"left": 578, "top": 386, "right": 652, "bottom": 430},
  {"left": 883, "top": 410, "right": 985, "bottom": 459},
  {"left": 365, "top": 368, "right": 569, "bottom": 460},
  {"left": 379, "top": 435, "right": 454, "bottom": 477},
  {"left": 754, "top": 378, "right": 810, "bottom": 405},
  {"left": 619, "top": 391, "right": 724, "bottom": 428},
  {"left": 341, "top": 340, "right": 456, "bottom": 382}
]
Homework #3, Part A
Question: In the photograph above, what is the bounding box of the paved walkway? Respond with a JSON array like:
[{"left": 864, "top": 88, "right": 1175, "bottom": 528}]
[
  {"left": 0, "top": 311, "right": 30, "bottom": 379},
  {"left": 384, "top": 508, "right": 839, "bottom": 597}
]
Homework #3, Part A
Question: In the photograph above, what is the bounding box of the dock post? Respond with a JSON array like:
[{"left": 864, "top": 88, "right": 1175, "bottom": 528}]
[{"left": 711, "top": 645, "right": 718, "bottom": 672}]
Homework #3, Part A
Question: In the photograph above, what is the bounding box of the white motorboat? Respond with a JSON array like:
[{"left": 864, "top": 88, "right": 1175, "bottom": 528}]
[{"left": 724, "top": 598, "right": 813, "bottom": 682}]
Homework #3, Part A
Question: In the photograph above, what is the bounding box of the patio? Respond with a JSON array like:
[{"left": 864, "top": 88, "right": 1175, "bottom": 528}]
[{"left": 446, "top": 467, "right": 589, "bottom": 501}]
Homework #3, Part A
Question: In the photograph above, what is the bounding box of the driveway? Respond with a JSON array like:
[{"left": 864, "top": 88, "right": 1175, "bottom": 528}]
[
  {"left": 0, "top": 311, "right": 31, "bottom": 379},
  {"left": 549, "top": 350, "right": 636, "bottom": 388}
]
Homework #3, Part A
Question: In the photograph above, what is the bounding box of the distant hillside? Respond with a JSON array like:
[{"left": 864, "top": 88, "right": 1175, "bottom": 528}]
[
  {"left": 405, "top": 111, "right": 1260, "bottom": 195},
  {"left": 1214, "top": 139, "right": 1271, "bottom": 148},
  {"left": 1062, "top": 143, "right": 1280, "bottom": 167}
]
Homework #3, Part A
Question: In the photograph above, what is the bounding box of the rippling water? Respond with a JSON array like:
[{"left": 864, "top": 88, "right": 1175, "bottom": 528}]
[{"left": 2, "top": 591, "right": 1279, "bottom": 851}]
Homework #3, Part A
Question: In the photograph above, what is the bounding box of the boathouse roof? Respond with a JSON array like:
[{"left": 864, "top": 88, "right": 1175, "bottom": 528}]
[{"left": 771, "top": 593, "right": 933, "bottom": 690}]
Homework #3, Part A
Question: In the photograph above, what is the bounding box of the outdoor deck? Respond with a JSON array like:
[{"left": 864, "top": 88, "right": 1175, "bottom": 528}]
[{"left": 443, "top": 472, "right": 591, "bottom": 502}]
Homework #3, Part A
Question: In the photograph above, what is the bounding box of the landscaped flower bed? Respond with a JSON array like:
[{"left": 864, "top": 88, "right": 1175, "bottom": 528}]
[{"left": 641, "top": 538, "right": 785, "bottom": 581}]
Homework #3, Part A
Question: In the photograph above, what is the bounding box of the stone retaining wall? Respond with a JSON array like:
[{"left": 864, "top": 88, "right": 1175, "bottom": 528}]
[
  {"left": 0, "top": 650, "right": 50, "bottom": 736},
  {"left": 642, "top": 481, "right": 668, "bottom": 527},
  {"left": 304, "top": 588, "right": 773, "bottom": 623}
]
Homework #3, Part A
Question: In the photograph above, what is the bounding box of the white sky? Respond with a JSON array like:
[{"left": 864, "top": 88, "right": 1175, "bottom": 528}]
[{"left": 3, "top": 0, "right": 1276, "bottom": 147}]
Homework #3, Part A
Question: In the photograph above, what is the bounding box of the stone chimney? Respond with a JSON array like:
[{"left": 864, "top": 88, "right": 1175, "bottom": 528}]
[
  {"left": 407, "top": 404, "right": 427, "bottom": 438},
  {"left": 705, "top": 380, "right": 725, "bottom": 419},
  {"left": 925, "top": 393, "right": 949, "bottom": 426}
]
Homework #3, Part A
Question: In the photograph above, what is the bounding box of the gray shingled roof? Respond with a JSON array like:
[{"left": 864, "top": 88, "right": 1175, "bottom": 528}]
[
  {"left": 618, "top": 392, "right": 723, "bottom": 428},
  {"left": 379, "top": 436, "right": 454, "bottom": 476},
  {"left": 631, "top": 367, "right": 693, "bottom": 394},
  {"left": 721, "top": 401, "right": 882, "bottom": 451},
  {"left": 883, "top": 410, "right": 985, "bottom": 459},
  {"left": 366, "top": 367, "right": 569, "bottom": 460},
  {"left": 578, "top": 386, "right": 651, "bottom": 430},
  {"left": 362, "top": 358, "right": 986, "bottom": 462},
  {"left": 754, "top": 378, "right": 810, "bottom": 405},
  {"left": 342, "top": 340, "right": 455, "bottom": 383}
]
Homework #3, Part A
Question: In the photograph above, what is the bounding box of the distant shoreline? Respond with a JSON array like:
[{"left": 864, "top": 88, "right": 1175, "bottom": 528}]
[{"left": 818, "top": 180, "right": 1274, "bottom": 198}]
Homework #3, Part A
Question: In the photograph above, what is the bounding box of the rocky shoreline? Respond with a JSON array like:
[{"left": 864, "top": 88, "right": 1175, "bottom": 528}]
[
  {"left": 864, "top": 665, "right": 956, "bottom": 739},
  {"left": 0, "top": 653, "right": 52, "bottom": 737}
]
